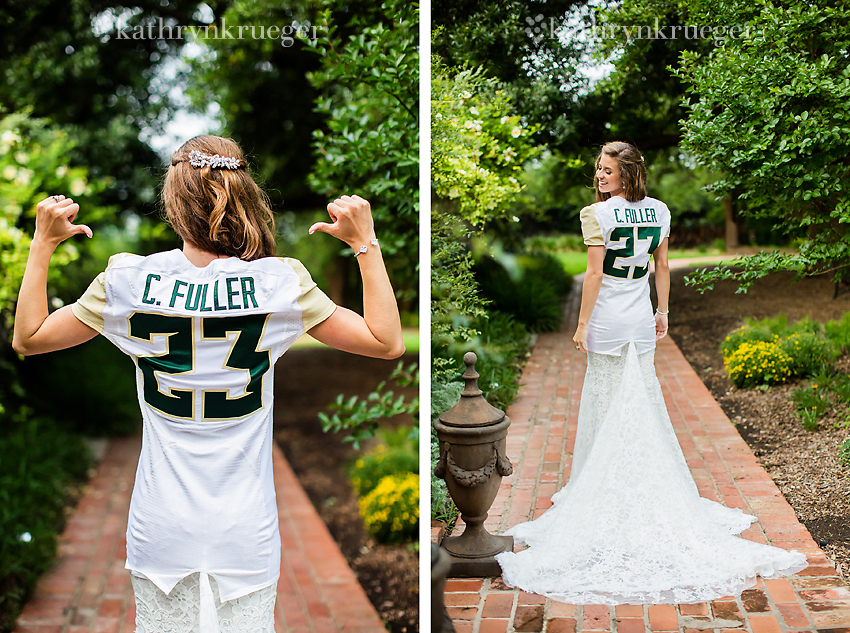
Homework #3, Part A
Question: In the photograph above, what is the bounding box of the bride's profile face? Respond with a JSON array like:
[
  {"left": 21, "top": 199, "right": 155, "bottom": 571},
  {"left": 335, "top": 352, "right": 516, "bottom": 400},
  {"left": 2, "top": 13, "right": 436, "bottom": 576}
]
[{"left": 596, "top": 155, "right": 625, "bottom": 198}]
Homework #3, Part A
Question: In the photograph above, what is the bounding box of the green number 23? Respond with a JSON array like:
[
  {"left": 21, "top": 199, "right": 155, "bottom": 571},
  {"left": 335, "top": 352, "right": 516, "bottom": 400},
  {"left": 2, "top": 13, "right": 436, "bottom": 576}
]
[
  {"left": 128, "top": 313, "right": 271, "bottom": 421},
  {"left": 603, "top": 225, "right": 663, "bottom": 279}
]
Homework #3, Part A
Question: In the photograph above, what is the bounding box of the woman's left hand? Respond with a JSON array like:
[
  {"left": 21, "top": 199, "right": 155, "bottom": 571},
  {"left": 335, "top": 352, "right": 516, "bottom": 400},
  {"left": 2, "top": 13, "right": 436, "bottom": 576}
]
[
  {"left": 655, "top": 312, "right": 668, "bottom": 341},
  {"left": 308, "top": 194, "right": 375, "bottom": 253}
]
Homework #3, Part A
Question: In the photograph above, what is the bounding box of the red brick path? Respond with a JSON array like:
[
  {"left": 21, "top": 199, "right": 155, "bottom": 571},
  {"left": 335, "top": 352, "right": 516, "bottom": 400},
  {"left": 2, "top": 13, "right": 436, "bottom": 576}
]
[
  {"left": 441, "top": 290, "right": 850, "bottom": 633},
  {"left": 14, "top": 435, "right": 385, "bottom": 633}
]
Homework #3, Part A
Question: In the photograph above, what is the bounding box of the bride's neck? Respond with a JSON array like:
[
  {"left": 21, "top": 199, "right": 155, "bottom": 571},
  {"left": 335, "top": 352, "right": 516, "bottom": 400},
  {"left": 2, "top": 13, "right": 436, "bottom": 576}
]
[{"left": 182, "top": 242, "right": 229, "bottom": 268}]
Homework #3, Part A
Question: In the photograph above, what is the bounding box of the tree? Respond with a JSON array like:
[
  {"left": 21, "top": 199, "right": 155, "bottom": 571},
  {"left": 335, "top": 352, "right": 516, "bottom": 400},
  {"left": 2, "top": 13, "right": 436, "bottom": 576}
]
[
  {"left": 675, "top": 0, "right": 850, "bottom": 291},
  {"left": 305, "top": 0, "right": 419, "bottom": 309},
  {"left": 431, "top": 60, "right": 542, "bottom": 375},
  {"left": 186, "top": 0, "right": 419, "bottom": 308},
  {"left": 0, "top": 0, "right": 214, "bottom": 224},
  {"left": 432, "top": 0, "right": 743, "bottom": 247},
  {"left": 432, "top": 0, "right": 583, "bottom": 142},
  {"left": 0, "top": 112, "right": 120, "bottom": 335},
  {"left": 430, "top": 58, "right": 546, "bottom": 526},
  {"left": 548, "top": 0, "right": 742, "bottom": 239},
  {"left": 186, "top": 0, "right": 328, "bottom": 212}
]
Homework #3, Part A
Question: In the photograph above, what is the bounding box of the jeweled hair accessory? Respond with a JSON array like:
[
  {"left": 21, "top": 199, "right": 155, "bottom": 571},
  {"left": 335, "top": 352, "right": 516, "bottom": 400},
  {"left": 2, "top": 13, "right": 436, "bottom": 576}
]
[{"left": 187, "top": 150, "right": 242, "bottom": 170}]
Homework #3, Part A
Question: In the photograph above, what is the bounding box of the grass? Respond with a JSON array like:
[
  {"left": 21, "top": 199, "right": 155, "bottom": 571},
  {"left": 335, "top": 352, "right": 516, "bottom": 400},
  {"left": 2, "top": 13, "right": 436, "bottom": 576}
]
[
  {"left": 291, "top": 327, "right": 420, "bottom": 353},
  {"left": 668, "top": 247, "right": 726, "bottom": 260},
  {"left": 553, "top": 252, "right": 590, "bottom": 277},
  {"left": 554, "top": 248, "right": 738, "bottom": 276}
]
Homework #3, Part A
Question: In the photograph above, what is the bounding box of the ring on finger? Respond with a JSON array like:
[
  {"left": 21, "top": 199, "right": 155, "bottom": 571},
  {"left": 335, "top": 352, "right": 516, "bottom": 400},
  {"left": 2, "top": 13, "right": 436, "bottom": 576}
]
[{"left": 51, "top": 195, "right": 63, "bottom": 202}]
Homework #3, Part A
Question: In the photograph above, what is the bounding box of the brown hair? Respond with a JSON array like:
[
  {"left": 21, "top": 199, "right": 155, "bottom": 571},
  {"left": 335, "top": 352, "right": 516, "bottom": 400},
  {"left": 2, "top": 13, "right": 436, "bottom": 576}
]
[
  {"left": 163, "top": 135, "right": 276, "bottom": 261},
  {"left": 594, "top": 141, "right": 647, "bottom": 203}
]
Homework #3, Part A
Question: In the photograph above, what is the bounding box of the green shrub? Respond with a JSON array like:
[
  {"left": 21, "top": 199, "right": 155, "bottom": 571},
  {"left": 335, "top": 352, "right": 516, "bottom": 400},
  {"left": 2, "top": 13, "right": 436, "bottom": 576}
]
[
  {"left": 430, "top": 287, "right": 535, "bottom": 526},
  {"left": 432, "top": 312, "right": 529, "bottom": 413},
  {"left": 476, "top": 311, "right": 531, "bottom": 359},
  {"left": 809, "top": 367, "right": 838, "bottom": 393},
  {"left": 430, "top": 480, "right": 459, "bottom": 534},
  {"left": 799, "top": 408, "right": 820, "bottom": 432},
  {"left": 722, "top": 315, "right": 828, "bottom": 362},
  {"left": 18, "top": 337, "right": 140, "bottom": 436},
  {"left": 431, "top": 379, "right": 463, "bottom": 421},
  {"left": 380, "top": 424, "right": 418, "bottom": 450},
  {"left": 779, "top": 331, "right": 835, "bottom": 377},
  {"left": 429, "top": 311, "right": 528, "bottom": 525},
  {"left": 349, "top": 442, "right": 418, "bottom": 497},
  {"left": 750, "top": 314, "right": 790, "bottom": 335},
  {"left": 825, "top": 312, "right": 850, "bottom": 354},
  {"left": 785, "top": 315, "right": 825, "bottom": 336},
  {"left": 473, "top": 254, "right": 571, "bottom": 332},
  {"left": 358, "top": 473, "right": 419, "bottom": 544},
  {"left": 473, "top": 313, "right": 530, "bottom": 410},
  {"left": 791, "top": 383, "right": 832, "bottom": 431},
  {"left": 319, "top": 362, "right": 419, "bottom": 450},
  {"left": 724, "top": 341, "right": 792, "bottom": 388},
  {"left": 517, "top": 253, "right": 573, "bottom": 297},
  {"left": 722, "top": 316, "right": 835, "bottom": 387},
  {"left": 791, "top": 384, "right": 832, "bottom": 417},
  {"left": 0, "top": 410, "right": 92, "bottom": 631},
  {"left": 720, "top": 325, "right": 777, "bottom": 360},
  {"left": 830, "top": 374, "right": 850, "bottom": 404},
  {"left": 430, "top": 424, "right": 460, "bottom": 533},
  {"left": 431, "top": 380, "right": 461, "bottom": 525},
  {"left": 475, "top": 357, "right": 524, "bottom": 413},
  {"left": 839, "top": 435, "right": 850, "bottom": 466},
  {"left": 523, "top": 233, "right": 585, "bottom": 254}
]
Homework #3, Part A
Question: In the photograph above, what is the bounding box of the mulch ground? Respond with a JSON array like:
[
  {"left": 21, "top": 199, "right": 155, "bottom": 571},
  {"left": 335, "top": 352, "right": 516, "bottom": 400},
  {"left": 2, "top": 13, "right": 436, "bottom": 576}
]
[
  {"left": 273, "top": 347, "right": 419, "bottom": 633},
  {"left": 667, "top": 267, "right": 850, "bottom": 582}
]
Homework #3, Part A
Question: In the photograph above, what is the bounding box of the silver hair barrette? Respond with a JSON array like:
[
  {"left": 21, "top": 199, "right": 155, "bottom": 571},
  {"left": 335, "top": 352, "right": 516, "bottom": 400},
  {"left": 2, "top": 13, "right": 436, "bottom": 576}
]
[{"left": 188, "top": 150, "right": 242, "bottom": 170}]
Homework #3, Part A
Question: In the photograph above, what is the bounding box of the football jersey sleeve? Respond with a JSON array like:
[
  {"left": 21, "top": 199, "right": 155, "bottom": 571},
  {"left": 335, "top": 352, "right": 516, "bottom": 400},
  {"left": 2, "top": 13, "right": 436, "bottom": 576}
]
[
  {"left": 71, "top": 252, "right": 135, "bottom": 333},
  {"left": 580, "top": 204, "right": 604, "bottom": 246},
  {"left": 280, "top": 257, "right": 336, "bottom": 331}
]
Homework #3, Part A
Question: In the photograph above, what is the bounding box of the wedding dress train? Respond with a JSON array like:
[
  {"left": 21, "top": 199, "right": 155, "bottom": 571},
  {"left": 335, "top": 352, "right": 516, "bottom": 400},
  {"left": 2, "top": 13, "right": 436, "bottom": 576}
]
[{"left": 495, "top": 343, "right": 808, "bottom": 605}]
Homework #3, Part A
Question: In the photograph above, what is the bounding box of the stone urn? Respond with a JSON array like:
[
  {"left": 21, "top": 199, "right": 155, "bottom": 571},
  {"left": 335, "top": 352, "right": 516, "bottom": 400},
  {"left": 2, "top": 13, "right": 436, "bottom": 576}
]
[{"left": 433, "top": 352, "right": 513, "bottom": 577}]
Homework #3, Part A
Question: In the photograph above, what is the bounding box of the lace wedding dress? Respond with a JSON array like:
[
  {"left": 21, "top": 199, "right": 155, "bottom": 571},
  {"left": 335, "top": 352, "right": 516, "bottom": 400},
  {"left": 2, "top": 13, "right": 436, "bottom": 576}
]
[
  {"left": 495, "top": 343, "right": 808, "bottom": 605},
  {"left": 131, "top": 572, "right": 276, "bottom": 633}
]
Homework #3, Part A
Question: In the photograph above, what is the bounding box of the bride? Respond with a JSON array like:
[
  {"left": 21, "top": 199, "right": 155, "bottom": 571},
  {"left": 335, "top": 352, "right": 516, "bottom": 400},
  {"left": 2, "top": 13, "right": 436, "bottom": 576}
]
[{"left": 495, "top": 141, "right": 808, "bottom": 605}]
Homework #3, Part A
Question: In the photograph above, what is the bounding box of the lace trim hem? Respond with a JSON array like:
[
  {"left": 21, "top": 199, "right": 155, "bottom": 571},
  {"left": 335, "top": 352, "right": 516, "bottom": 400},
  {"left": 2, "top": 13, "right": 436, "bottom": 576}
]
[{"left": 131, "top": 571, "right": 276, "bottom": 633}]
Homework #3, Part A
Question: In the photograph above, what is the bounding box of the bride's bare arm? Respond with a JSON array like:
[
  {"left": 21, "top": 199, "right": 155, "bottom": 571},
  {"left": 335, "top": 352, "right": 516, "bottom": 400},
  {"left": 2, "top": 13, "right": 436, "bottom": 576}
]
[
  {"left": 573, "top": 246, "right": 605, "bottom": 353},
  {"left": 653, "top": 237, "right": 670, "bottom": 341},
  {"left": 12, "top": 196, "right": 97, "bottom": 356},
  {"left": 305, "top": 195, "right": 404, "bottom": 359}
]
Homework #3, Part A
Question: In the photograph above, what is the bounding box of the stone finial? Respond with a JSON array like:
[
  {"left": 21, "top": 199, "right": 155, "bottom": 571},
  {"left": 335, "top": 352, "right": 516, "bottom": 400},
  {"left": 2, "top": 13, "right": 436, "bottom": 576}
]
[{"left": 461, "top": 352, "right": 482, "bottom": 397}]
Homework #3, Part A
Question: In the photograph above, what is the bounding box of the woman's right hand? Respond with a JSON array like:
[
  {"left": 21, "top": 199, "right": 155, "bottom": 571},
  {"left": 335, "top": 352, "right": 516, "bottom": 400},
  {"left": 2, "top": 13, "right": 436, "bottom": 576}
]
[{"left": 34, "top": 195, "right": 92, "bottom": 247}]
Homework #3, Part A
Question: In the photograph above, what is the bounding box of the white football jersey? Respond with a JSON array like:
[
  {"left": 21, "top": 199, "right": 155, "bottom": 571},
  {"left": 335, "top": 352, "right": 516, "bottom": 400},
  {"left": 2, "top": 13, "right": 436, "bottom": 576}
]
[
  {"left": 580, "top": 196, "right": 671, "bottom": 356},
  {"left": 71, "top": 249, "right": 336, "bottom": 601}
]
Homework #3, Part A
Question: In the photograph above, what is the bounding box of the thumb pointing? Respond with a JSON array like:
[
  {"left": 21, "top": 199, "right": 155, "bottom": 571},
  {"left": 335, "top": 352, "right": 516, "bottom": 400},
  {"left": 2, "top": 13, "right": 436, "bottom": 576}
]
[
  {"left": 76, "top": 224, "right": 93, "bottom": 239},
  {"left": 308, "top": 222, "right": 335, "bottom": 236}
]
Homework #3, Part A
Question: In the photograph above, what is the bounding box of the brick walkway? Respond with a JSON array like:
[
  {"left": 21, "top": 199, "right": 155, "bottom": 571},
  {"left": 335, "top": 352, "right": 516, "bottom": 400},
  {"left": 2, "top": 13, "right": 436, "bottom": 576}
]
[
  {"left": 14, "top": 434, "right": 385, "bottom": 633},
  {"left": 441, "top": 286, "right": 850, "bottom": 633}
]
